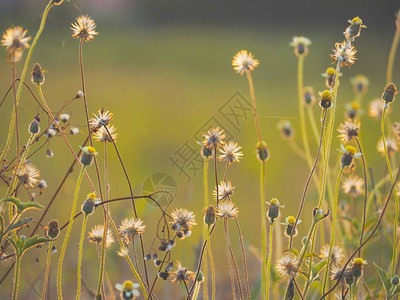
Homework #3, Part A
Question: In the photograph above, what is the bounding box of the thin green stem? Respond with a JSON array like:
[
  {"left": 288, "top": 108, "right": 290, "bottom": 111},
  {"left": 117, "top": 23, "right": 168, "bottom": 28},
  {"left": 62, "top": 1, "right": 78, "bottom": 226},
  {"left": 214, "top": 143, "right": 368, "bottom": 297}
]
[
  {"left": 77, "top": 215, "right": 88, "bottom": 300},
  {"left": 260, "top": 160, "right": 267, "bottom": 299},
  {"left": 246, "top": 70, "right": 262, "bottom": 143},
  {"left": 12, "top": 255, "right": 21, "bottom": 300},
  {"left": 40, "top": 241, "right": 53, "bottom": 300},
  {"left": 234, "top": 219, "right": 250, "bottom": 299},
  {"left": 322, "top": 168, "right": 343, "bottom": 295},
  {"left": 381, "top": 106, "right": 399, "bottom": 275},
  {"left": 57, "top": 166, "right": 86, "bottom": 300},
  {"left": 387, "top": 28, "right": 400, "bottom": 84},
  {"left": 266, "top": 223, "right": 273, "bottom": 300},
  {"left": 0, "top": 0, "right": 55, "bottom": 165},
  {"left": 307, "top": 105, "right": 320, "bottom": 147},
  {"left": 207, "top": 227, "right": 216, "bottom": 300},
  {"left": 202, "top": 159, "right": 209, "bottom": 300}
]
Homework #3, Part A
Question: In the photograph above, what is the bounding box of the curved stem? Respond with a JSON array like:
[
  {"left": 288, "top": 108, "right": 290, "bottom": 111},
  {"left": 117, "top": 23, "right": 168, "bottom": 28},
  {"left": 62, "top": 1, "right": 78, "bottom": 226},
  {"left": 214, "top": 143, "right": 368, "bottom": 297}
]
[
  {"left": 77, "top": 215, "right": 88, "bottom": 300},
  {"left": 40, "top": 241, "right": 53, "bottom": 300},
  {"left": 266, "top": 223, "right": 273, "bottom": 300},
  {"left": 322, "top": 168, "right": 343, "bottom": 295},
  {"left": 57, "top": 166, "right": 86, "bottom": 300},
  {"left": 0, "top": 0, "right": 55, "bottom": 165},
  {"left": 381, "top": 106, "right": 399, "bottom": 275},
  {"left": 387, "top": 28, "right": 400, "bottom": 84}
]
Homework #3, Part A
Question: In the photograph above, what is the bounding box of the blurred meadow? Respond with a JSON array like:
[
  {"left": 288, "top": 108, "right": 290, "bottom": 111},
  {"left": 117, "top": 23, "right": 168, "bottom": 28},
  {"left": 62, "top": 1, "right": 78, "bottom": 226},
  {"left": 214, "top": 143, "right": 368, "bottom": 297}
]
[{"left": 1, "top": 0, "right": 400, "bottom": 299}]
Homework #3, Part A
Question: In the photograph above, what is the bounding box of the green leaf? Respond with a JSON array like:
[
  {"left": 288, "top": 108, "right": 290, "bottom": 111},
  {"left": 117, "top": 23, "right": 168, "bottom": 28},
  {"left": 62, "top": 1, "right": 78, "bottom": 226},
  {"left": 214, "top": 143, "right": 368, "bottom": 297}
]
[
  {"left": 374, "top": 262, "right": 391, "bottom": 293},
  {"left": 311, "top": 259, "right": 327, "bottom": 278},
  {"left": 7, "top": 217, "right": 32, "bottom": 233},
  {"left": 0, "top": 197, "right": 43, "bottom": 215},
  {"left": 391, "top": 285, "right": 400, "bottom": 298},
  {"left": 304, "top": 252, "right": 321, "bottom": 259},
  {"left": 22, "top": 235, "right": 53, "bottom": 255},
  {"left": 5, "top": 236, "right": 20, "bottom": 256}
]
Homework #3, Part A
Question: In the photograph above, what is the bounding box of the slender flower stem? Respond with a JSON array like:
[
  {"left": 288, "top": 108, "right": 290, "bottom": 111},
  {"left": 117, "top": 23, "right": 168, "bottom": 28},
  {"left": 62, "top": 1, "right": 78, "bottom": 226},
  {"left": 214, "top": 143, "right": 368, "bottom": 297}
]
[
  {"left": 77, "top": 215, "right": 88, "bottom": 300},
  {"left": 12, "top": 255, "right": 21, "bottom": 300},
  {"left": 214, "top": 152, "right": 219, "bottom": 206},
  {"left": 307, "top": 106, "right": 320, "bottom": 147},
  {"left": 260, "top": 160, "right": 267, "bottom": 299},
  {"left": 40, "top": 241, "right": 53, "bottom": 300},
  {"left": 266, "top": 223, "right": 273, "bottom": 300},
  {"left": 322, "top": 168, "right": 343, "bottom": 295},
  {"left": 97, "top": 142, "right": 109, "bottom": 298},
  {"left": 387, "top": 27, "right": 400, "bottom": 84},
  {"left": 11, "top": 56, "right": 20, "bottom": 192},
  {"left": 0, "top": 0, "right": 55, "bottom": 165},
  {"left": 355, "top": 137, "right": 368, "bottom": 256},
  {"left": 234, "top": 219, "right": 250, "bottom": 299},
  {"left": 381, "top": 106, "right": 399, "bottom": 275},
  {"left": 57, "top": 166, "right": 86, "bottom": 300},
  {"left": 245, "top": 70, "right": 262, "bottom": 143},
  {"left": 202, "top": 159, "right": 209, "bottom": 300},
  {"left": 207, "top": 226, "right": 216, "bottom": 300}
]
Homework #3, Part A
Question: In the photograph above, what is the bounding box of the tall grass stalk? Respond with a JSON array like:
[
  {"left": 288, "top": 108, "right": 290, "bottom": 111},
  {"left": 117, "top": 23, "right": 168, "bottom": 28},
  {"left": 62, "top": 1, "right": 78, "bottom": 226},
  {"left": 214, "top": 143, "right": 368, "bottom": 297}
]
[
  {"left": 387, "top": 24, "right": 400, "bottom": 84},
  {"left": 322, "top": 168, "right": 343, "bottom": 295},
  {"left": 0, "top": 0, "right": 56, "bottom": 165},
  {"left": 57, "top": 165, "right": 85, "bottom": 300},
  {"left": 234, "top": 219, "right": 250, "bottom": 299},
  {"left": 381, "top": 106, "right": 399, "bottom": 275},
  {"left": 265, "top": 223, "right": 273, "bottom": 300},
  {"left": 76, "top": 214, "right": 88, "bottom": 300},
  {"left": 207, "top": 226, "right": 216, "bottom": 300},
  {"left": 260, "top": 160, "right": 267, "bottom": 299}
]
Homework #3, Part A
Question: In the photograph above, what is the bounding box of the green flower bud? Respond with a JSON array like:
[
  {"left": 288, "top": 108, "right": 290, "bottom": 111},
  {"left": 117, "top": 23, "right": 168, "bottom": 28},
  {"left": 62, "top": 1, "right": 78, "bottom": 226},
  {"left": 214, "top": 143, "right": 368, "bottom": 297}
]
[
  {"left": 392, "top": 275, "right": 400, "bottom": 286},
  {"left": 46, "top": 220, "right": 60, "bottom": 239},
  {"left": 203, "top": 205, "right": 216, "bottom": 226},
  {"left": 80, "top": 146, "right": 97, "bottom": 166},
  {"left": 31, "top": 63, "right": 45, "bottom": 85},
  {"left": 256, "top": 140, "right": 269, "bottom": 162},
  {"left": 29, "top": 119, "right": 40, "bottom": 135},
  {"left": 382, "top": 83, "right": 398, "bottom": 104},
  {"left": 81, "top": 193, "right": 96, "bottom": 216}
]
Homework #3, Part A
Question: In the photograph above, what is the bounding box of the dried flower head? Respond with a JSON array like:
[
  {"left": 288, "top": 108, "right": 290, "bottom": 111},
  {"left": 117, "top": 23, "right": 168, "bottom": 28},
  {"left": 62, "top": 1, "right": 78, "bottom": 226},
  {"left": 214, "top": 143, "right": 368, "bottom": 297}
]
[
  {"left": 330, "top": 264, "right": 352, "bottom": 284},
  {"left": 303, "top": 86, "right": 316, "bottom": 106},
  {"left": 369, "top": 98, "right": 387, "bottom": 120},
  {"left": 31, "top": 63, "right": 45, "bottom": 85},
  {"left": 71, "top": 15, "right": 98, "bottom": 42},
  {"left": 90, "top": 109, "right": 113, "bottom": 130},
  {"left": 351, "top": 75, "right": 369, "bottom": 95},
  {"left": 216, "top": 200, "right": 239, "bottom": 218},
  {"left": 382, "top": 83, "right": 398, "bottom": 104},
  {"left": 377, "top": 137, "right": 398, "bottom": 156},
  {"left": 232, "top": 50, "right": 259, "bottom": 75},
  {"left": 93, "top": 125, "right": 117, "bottom": 142},
  {"left": 342, "top": 175, "right": 364, "bottom": 198},
  {"left": 289, "top": 36, "right": 311, "bottom": 57},
  {"left": 320, "top": 244, "right": 344, "bottom": 265},
  {"left": 1, "top": 26, "right": 30, "bottom": 53},
  {"left": 46, "top": 220, "right": 60, "bottom": 239},
  {"left": 170, "top": 261, "right": 194, "bottom": 284},
  {"left": 6, "top": 50, "right": 23, "bottom": 64},
  {"left": 16, "top": 162, "right": 40, "bottom": 187},
  {"left": 277, "top": 120, "right": 295, "bottom": 139},
  {"left": 276, "top": 253, "right": 299, "bottom": 278},
  {"left": 213, "top": 181, "right": 235, "bottom": 201},
  {"left": 115, "top": 280, "right": 140, "bottom": 300},
  {"left": 331, "top": 41, "right": 357, "bottom": 68},
  {"left": 218, "top": 141, "right": 243, "bottom": 164},
  {"left": 170, "top": 208, "right": 196, "bottom": 238},
  {"left": 344, "top": 17, "right": 367, "bottom": 40},
  {"left": 119, "top": 218, "right": 146, "bottom": 246},
  {"left": 202, "top": 127, "right": 225, "bottom": 149},
  {"left": 337, "top": 120, "right": 359, "bottom": 144},
  {"left": 203, "top": 205, "right": 217, "bottom": 226},
  {"left": 88, "top": 224, "right": 114, "bottom": 249},
  {"left": 321, "top": 67, "right": 342, "bottom": 89}
]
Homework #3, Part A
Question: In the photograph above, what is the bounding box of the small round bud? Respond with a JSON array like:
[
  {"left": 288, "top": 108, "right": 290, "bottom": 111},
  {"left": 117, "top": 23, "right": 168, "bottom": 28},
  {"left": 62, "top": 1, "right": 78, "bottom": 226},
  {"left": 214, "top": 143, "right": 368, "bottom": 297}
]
[
  {"left": 341, "top": 145, "right": 357, "bottom": 168},
  {"left": 203, "top": 205, "right": 216, "bottom": 226},
  {"left": 29, "top": 119, "right": 40, "bottom": 135},
  {"left": 158, "top": 272, "right": 169, "bottom": 280},
  {"left": 144, "top": 254, "right": 151, "bottom": 261},
  {"left": 76, "top": 91, "right": 84, "bottom": 99},
  {"left": 302, "top": 236, "right": 308, "bottom": 245},
  {"left": 81, "top": 193, "right": 96, "bottom": 215},
  {"left": 319, "top": 90, "right": 333, "bottom": 109},
  {"left": 46, "top": 220, "right": 60, "bottom": 239},
  {"left": 46, "top": 149, "right": 54, "bottom": 158},
  {"left": 152, "top": 253, "right": 158, "bottom": 260},
  {"left": 165, "top": 262, "right": 174, "bottom": 272},
  {"left": 200, "top": 146, "right": 213, "bottom": 160},
  {"left": 277, "top": 120, "right": 294, "bottom": 139},
  {"left": 382, "top": 83, "right": 398, "bottom": 104},
  {"left": 303, "top": 86, "right": 316, "bottom": 106},
  {"left": 344, "top": 17, "right": 366, "bottom": 40},
  {"left": 59, "top": 114, "right": 70, "bottom": 123},
  {"left": 392, "top": 275, "right": 400, "bottom": 286},
  {"left": 290, "top": 36, "right": 311, "bottom": 57},
  {"left": 351, "top": 257, "right": 367, "bottom": 278},
  {"left": 80, "top": 146, "right": 97, "bottom": 166},
  {"left": 31, "top": 63, "right": 45, "bottom": 85},
  {"left": 197, "top": 271, "right": 204, "bottom": 282},
  {"left": 154, "top": 259, "right": 162, "bottom": 267},
  {"left": 256, "top": 140, "right": 270, "bottom": 162},
  {"left": 267, "top": 198, "right": 282, "bottom": 224}
]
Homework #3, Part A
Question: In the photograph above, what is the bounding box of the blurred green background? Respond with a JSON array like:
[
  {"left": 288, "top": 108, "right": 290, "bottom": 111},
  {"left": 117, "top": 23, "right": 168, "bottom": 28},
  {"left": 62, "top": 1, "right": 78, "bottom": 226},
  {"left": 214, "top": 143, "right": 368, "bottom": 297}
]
[{"left": 1, "top": 0, "right": 400, "bottom": 298}]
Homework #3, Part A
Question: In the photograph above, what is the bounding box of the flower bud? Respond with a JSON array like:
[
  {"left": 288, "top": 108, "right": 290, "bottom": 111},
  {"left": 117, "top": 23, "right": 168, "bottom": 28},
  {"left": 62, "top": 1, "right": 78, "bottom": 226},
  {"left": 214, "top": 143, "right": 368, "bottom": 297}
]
[
  {"left": 46, "top": 220, "right": 60, "bottom": 239},
  {"left": 382, "top": 83, "right": 398, "bottom": 104},
  {"left": 256, "top": 140, "right": 269, "bottom": 162},
  {"left": 200, "top": 146, "right": 213, "bottom": 160},
  {"left": 392, "top": 275, "right": 400, "bottom": 286},
  {"left": 81, "top": 193, "right": 96, "bottom": 216},
  {"left": 80, "top": 146, "right": 97, "bottom": 166},
  {"left": 204, "top": 205, "right": 216, "bottom": 226},
  {"left": 31, "top": 63, "right": 45, "bottom": 85},
  {"left": 267, "top": 198, "right": 282, "bottom": 224},
  {"left": 351, "top": 258, "right": 367, "bottom": 278},
  {"left": 29, "top": 119, "right": 40, "bottom": 135},
  {"left": 303, "top": 86, "right": 316, "bottom": 106},
  {"left": 319, "top": 90, "right": 333, "bottom": 109}
]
